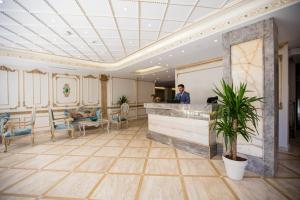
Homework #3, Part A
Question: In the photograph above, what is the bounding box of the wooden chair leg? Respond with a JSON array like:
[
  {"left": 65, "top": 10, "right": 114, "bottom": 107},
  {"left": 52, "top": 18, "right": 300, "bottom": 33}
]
[
  {"left": 106, "top": 122, "right": 110, "bottom": 134},
  {"left": 51, "top": 130, "right": 56, "bottom": 142},
  {"left": 71, "top": 129, "right": 75, "bottom": 138},
  {"left": 31, "top": 131, "right": 35, "bottom": 145},
  {"left": 83, "top": 126, "right": 86, "bottom": 137},
  {"left": 2, "top": 136, "right": 8, "bottom": 152}
]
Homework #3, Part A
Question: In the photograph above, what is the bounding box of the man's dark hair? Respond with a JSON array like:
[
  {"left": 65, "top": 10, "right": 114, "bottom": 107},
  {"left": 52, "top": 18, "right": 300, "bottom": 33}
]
[{"left": 177, "top": 84, "right": 184, "bottom": 88}]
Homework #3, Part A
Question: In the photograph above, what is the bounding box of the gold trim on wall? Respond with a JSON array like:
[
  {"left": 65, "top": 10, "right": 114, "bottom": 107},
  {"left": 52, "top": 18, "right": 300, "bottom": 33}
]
[
  {"left": 26, "top": 69, "right": 46, "bottom": 75},
  {"left": 0, "top": 65, "right": 16, "bottom": 72},
  {"left": 83, "top": 74, "right": 98, "bottom": 79}
]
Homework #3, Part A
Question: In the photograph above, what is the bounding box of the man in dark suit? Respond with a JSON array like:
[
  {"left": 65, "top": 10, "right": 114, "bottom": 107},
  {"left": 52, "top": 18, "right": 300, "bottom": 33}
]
[{"left": 175, "top": 84, "right": 190, "bottom": 104}]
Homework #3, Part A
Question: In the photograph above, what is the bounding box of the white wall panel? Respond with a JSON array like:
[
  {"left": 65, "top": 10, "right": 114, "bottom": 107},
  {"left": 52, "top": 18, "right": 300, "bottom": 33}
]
[
  {"left": 0, "top": 69, "right": 18, "bottom": 109},
  {"left": 111, "top": 77, "right": 137, "bottom": 105},
  {"left": 137, "top": 80, "right": 154, "bottom": 104},
  {"left": 82, "top": 75, "right": 100, "bottom": 106}
]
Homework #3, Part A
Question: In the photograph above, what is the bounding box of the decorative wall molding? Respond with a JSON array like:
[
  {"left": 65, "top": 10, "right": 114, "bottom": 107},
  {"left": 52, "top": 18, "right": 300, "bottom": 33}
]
[
  {"left": 0, "top": 65, "right": 16, "bottom": 72},
  {"left": 25, "top": 69, "right": 47, "bottom": 75},
  {"left": 83, "top": 74, "right": 98, "bottom": 79}
]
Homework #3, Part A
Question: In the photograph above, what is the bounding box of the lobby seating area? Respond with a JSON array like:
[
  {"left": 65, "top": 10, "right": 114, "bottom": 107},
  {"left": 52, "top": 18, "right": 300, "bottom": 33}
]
[{"left": 0, "top": 119, "right": 299, "bottom": 199}]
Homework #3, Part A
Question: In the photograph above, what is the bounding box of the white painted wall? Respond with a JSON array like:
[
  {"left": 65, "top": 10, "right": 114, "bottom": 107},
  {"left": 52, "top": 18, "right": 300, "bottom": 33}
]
[
  {"left": 175, "top": 60, "right": 223, "bottom": 104},
  {"left": 278, "top": 44, "right": 289, "bottom": 150},
  {"left": 107, "top": 77, "right": 154, "bottom": 120}
]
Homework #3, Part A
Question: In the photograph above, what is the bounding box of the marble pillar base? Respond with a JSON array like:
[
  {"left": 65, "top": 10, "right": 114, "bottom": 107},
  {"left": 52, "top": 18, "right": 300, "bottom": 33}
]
[{"left": 147, "top": 131, "right": 217, "bottom": 159}]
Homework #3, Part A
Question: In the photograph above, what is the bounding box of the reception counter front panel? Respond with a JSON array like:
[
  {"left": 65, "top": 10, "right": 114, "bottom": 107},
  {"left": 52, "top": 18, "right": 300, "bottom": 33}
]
[{"left": 144, "top": 103, "right": 217, "bottom": 158}]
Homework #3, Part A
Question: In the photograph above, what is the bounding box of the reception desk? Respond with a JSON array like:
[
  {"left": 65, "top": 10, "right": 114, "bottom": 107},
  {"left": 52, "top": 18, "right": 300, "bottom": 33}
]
[{"left": 144, "top": 103, "right": 217, "bottom": 158}]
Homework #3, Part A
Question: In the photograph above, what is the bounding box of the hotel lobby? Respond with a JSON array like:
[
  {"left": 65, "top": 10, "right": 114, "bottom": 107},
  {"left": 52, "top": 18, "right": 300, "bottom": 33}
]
[{"left": 0, "top": 0, "right": 300, "bottom": 199}]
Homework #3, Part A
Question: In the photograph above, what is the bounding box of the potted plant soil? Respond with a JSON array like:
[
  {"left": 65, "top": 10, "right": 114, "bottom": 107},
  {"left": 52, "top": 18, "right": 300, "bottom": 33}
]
[{"left": 213, "top": 80, "right": 262, "bottom": 180}]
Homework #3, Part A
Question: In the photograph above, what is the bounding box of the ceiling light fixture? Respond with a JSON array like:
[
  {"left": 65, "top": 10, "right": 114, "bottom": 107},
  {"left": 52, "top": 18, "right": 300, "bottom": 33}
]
[
  {"left": 136, "top": 66, "right": 162, "bottom": 74},
  {"left": 166, "top": 64, "right": 169, "bottom": 67},
  {"left": 84, "top": 31, "right": 88, "bottom": 34},
  {"left": 0, "top": 0, "right": 4, "bottom": 4},
  {"left": 158, "top": 62, "right": 161, "bottom": 65},
  {"left": 148, "top": 23, "right": 152, "bottom": 27},
  {"left": 169, "top": 54, "right": 173, "bottom": 57},
  {"left": 181, "top": 50, "right": 185, "bottom": 53},
  {"left": 214, "top": 39, "right": 218, "bottom": 43},
  {"left": 124, "top": 7, "right": 128, "bottom": 11}
]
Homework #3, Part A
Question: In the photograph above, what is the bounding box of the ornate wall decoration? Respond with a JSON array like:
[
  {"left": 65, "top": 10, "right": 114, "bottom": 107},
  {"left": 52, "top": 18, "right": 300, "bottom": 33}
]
[{"left": 63, "top": 83, "right": 71, "bottom": 97}]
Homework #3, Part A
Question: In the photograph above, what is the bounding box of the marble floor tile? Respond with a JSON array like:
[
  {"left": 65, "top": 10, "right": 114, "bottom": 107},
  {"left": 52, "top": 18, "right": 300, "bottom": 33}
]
[
  {"left": 14, "top": 155, "right": 60, "bottom": 169},
  {"left": 121, "top": 147, "right": 148, "bottom": 158},
  {"left": 0, "top": 168, "right": 35, "bottom": 191},
  {"left": 3, "top": 171, "right": 67, "bottom": 196},
  {"left": 20, "top": 145, "right": 54, "bottom": 154},
  {"left": 63, "top": 138, "right": 89, "bottom": 146},
  {"left": 76, "top": 157, "right": 115, "bottom": 172},
  {"left": 128, "top": 140, "right": 150, "bottom": 148},
  {"left": 46, "top": 172, "right": 102, "bottom": 199},
  {"left": 275, "top": 165, "right": 299, "bottom": 177},
  {"left": 139, "top": 176, "right": 184, "bottom": 200},
  {"left": 42, "top": 145, "right": 78, "bottom": 155},
  {"left": 90, "top": 174, "right": 140, "bottom": 200},
  {"left": 179, "top": 160, "right": 217, "bottom": 176},
  {"left": 149, "top": 148, "right": 176, "bottom": 158},
  {"left": 266, "top": 178, "right": 300, "bottom": 200},
  {"left": 68, "top": 146, "right": 100, "bottom": 156},
  {"left": 83, "top": 139, "right": 109, "bottom": 146},
  {"left": 94, "top": 146, "right": 124, "bottom": 157},
  {"left": 44, "top": 156, "right": 87, "bottom": 171},
  {"left": 110, "top": 158, "right": 145, "bottom": 174},
  {"left": 151, "top": 141, "right": 170, "bottom": 148},
  {"left": 176, "top": 149, "right": 205, "bottom": 159},
  {"left": 280, "top": 160, "right": 300, "bottom": 174},
  {"left": 225, "top": 177, "right": 287, "bottom": 200},
  {"left": 114, "top": 134, "right": 134, "bottom": 140},
  {"left": 0, "top": 154, "right": 36, "bottom": 168},
  {"left": 184, "top": 177, "right": 235, "bottom": 200},
  {"left": 145, "top": 159, "right": 179, "bottom": 175},
  {"left": 0, "top": 195, "right": 35, "bottom": 200},
  {"left": 105, "top": 139, "right": 130, "bottom": 147}
]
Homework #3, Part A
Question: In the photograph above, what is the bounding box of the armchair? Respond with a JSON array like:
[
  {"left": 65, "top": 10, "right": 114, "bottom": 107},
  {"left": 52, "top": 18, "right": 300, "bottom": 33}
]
[
  {"left": 49, "top": 108, "right": 74, "bottom": 141},
  {"left": 110, "top": 103, "right": 129, "bottom": 129},
  {"left": 1, "top": 107, "right": 36, "bottom": 152}
]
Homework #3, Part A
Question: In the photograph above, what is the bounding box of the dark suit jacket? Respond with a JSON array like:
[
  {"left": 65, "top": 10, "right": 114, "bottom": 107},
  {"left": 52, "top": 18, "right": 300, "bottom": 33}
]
[{"left": 175, "top": 91, "right": 190, "bottom": 104}]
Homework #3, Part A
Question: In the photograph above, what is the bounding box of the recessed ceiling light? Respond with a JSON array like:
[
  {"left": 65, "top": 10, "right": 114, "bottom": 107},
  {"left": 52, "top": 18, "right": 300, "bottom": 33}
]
[
  {"left": 84, "top": 31, "right": 88, "bottom": 34},
  {"left": 0, "top": 0, "right": 4, "bottom": 4},
  {"left": 158, "top": 62, "right": 161, "bottom": 65},
  {"left": 136, "top": 66, "right": 162, "bottom": 74},
  {"left": 53, "top": 38, "right": 57, "bottom": 41},
  {"left": 166, "top": 70, "right": 169, "bottom": 72},
  {"left": 181, "top": 50, "right": 185, "bottom": 53},
  {"left": 166, "top": 64, "right": 169, "bottom": 67},
  {"left": 148, "top": 23, "right": 152, "bottom": 27},
  {"left": 214, "top": 39, "right": 218, "bottom": 43},
  {"left": 169, "top": 54, "right": 173, "bottom": 57},
  {"left": 124, "top": 7, "right": 128, "bottom": 11}
]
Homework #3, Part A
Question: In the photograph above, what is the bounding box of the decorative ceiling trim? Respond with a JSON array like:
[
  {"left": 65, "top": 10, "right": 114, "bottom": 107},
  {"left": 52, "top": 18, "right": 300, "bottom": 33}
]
[
  {"left": 25, "top": 69, "right": 47, "bottom": 74},
  {"left": 0, "top": 65, "right": 16, "bottom": 72},
  {"left": 0, "top": 0, "right": 297, "bottom": 71}
]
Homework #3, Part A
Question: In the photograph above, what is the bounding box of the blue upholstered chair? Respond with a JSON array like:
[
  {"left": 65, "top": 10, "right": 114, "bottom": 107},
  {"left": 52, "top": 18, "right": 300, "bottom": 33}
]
[
  {"left": 1, "top": 107, "right": 36, "bottom": 152},
  {"left": 49, "top": 108, "right": 74, "bottom": 141},
  {"left": 110, "top": 103, "right": 129, "bottom": 129}
]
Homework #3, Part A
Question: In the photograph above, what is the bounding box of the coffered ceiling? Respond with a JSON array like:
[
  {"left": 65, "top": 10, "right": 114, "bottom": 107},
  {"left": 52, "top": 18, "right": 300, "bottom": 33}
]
[{"left": 0, "top": 0, "right": 233, "bottom": 62}]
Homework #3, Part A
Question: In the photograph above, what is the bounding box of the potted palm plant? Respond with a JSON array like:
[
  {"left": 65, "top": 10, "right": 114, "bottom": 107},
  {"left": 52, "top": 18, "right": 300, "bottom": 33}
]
[
  {"left": 213, "top": 80, "right": 262, "bottom": 180},
  {"left": 117, "top": 95, "right": 128, "bottom": 106}
]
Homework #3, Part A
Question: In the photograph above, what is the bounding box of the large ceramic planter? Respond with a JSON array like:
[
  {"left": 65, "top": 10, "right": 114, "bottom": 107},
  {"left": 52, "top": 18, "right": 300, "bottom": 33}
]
[{"left": 222, "top": 155, "right": 248, "bottom": 180}]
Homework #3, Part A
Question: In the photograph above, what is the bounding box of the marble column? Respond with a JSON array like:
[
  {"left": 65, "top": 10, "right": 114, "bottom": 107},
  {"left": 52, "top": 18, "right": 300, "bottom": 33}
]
[{"left": 222, "top": 18, "right": 279, "bottom": 176}]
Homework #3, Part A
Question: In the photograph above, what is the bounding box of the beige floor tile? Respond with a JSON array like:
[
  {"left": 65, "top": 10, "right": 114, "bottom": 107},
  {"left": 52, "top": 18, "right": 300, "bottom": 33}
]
[
  {"left": 105, "top": 139, "right": 130, "bottom": 147},
  {"left": 14, "top": 155, "right": 60, "bottom": 169},
  {"left": 76, "top": 157, "right": 115, "bottom": 172},
  {"left": 139, "top": 176, "right": 184, "bottom": 200},
  {"left": 276, "top": 165, "right": 299, "bottom": 177},
  {"left": 68, "top": 146, "right": 100, "bottom": 156},
  {"left": 0, "top": 168, "right": 35, "bottom": 191},
  {"left": 278, "top": 153, "right": 300, "bottom": 160},
  {"left": 90, "top": 174, "right": 140, "bottom": 200},
  {"left": 266, "top": 178, "right": 300, "bottom": 200},
  {"left": 146, "top": 159, "right": 179, "bottom": 175},
  {"left": 20, "top": 145, "right": 54, "bottom": 154},
  {"left": 0, "top": 154, "right": 36, "bottom": 168},
  {"left": 151, "top": 141, "right": 170, "bottom": 148},
  {"left": 3, "top": 171, "right": 67, "bottom": 196},
  {"left": 179, "top": 160, "right": 217, "bottom": 176},
  {"left": 0, "top": 195, "right": 35, "bottom": 200},
  {"left": 134, "top": 134, "right": 148, "bottom": 140},
  {"left": 121, "top": 147, "right": 148, "bottom": 158},
  {"left": 119, "top": 130, "right": 136, "bottom": 135},
  {"left": 128, "top": 140, "right": 150, "bottom": 147},
  {"left": 83, "top": 139, "right": 109, "bottom": 146},
  {"left": 110, "top": 158, "right": 145, "bottom": 174},
  {"left": 149, "top": 148, "right": 176, "bottom": 158},
  {"left": 44, "top": 156, "right": 87, "bottom": 171},
  {"left": 280, "top": 160, "right": 300, "bottom": 174},
  {"left": 96, "top": 134, "right": 117, "bottom": 140},
  {"left": 114, "top": 134, "right": 134, "bottom": 140},
  {"left": 63, "top": 139, "right": 89, "bottom": 146},
  {"left": 94, "top": 146, "right": 124, "bottom": 157},
  {"left": 225, "top": 177, "right": 287, "bottom": 200},
  {"left": 43, "top": 145, "right": 78, "bottom": 155},
  {"left": 176, "top": 149, "right": 205, "bottom": 159},
  {"left": 184, "top": 177, "right": 235, "bottom": 200},
  {"left": 46, "top": 172, "right": 102, "bottom": 199}
]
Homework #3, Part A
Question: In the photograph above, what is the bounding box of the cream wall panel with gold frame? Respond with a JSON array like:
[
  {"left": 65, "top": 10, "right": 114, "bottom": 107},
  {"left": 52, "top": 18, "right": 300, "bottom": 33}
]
[
  {"left": 23, "top": 69, "right": 49, "bottom": 108},
  {"left": 82, "top": 75, "right": 101, "bottom": 106},
  {"left": 137, "top": 80, "right": 155, "bottom": 118},
  {"left": 0, "top": 66, "right": 19, "bottom": 110},
  {"left": 53, "top": 73, "right": 80, "bottom": 107}
]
